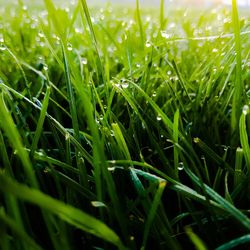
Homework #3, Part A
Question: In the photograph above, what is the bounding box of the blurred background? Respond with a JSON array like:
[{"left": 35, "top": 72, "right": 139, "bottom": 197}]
[{"left": 89, "top": 0, "right": 250, "bottom": 7}]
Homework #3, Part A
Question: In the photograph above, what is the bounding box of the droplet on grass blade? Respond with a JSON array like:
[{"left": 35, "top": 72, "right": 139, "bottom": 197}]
[
  {"left": 145, "top": 41, "right": 151, "bottom": 48},
  {"left": 81, "top": 57, "right": 87, "bottom": 65},
  {"left": 242, "top": 105, "right": 249, "bottom": 115},
  {"left": 156, "top": 115, "right": 162, "bottom": 121},
  {"left": 178, "top": 162, "right": 184, "bottom": 171},
  {"left": 91, "top": 201, "right": 106, "bottom": 208},
  {"left": 67, "top": 43, "right": 73, "bottom": 51},
  {"left": 0, "top": 45, "right": 6, "bottom": 51},
  {"left": 121, "top": 82, "right": 129, "bottom": 89}
]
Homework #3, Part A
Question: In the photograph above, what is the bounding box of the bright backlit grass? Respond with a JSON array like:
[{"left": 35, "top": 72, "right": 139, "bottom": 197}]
[{"left": 0, "top": 0, "right": 249, "bottom": 249}]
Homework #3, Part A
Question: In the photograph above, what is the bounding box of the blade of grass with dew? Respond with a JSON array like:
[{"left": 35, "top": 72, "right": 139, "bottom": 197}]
[
  {"left": 0, "top": 82, "right": 94, "bottom": 164},
  {"left": 112, "top": 123, "right": 131, "bottom": 160},
  {"left": 173, "top": 109, "right": 180, "bottom": 177},
  {"left": 135, "top": 0, "right": 145, "bottom": 48},
  {"left": 30, "top": 86, "right": 51, "bottom": 158},
  {"left": 234, "top": 147, "right": 244, "bottom": 189},
  {"left": 239, "top": 106, "right": 250, "bottom": 173},
  {"left": 0, "top": 174, "right": 126, "bottom": 250},
  {"left": 61, "top": 42, "right": 80, "bottom": 140},
  {"left": 193, "top": 137, "right": 234, "bottom": 174},
  {"left": 130, "top": 168, "right": 181, "bottom": 250},
  {"left": 0, "top": 90, "right": 65, "bottom": 249},
  {"left": 43, "top": 0, "right": 66, "bottom": 41},
  {"left": 0, "top": 93, "right": 38, "bottom": 187},
  {"left": 72, "top": 80, "right": 131, "bottom": 242},
  {"left": 231, "top": 0, "right": 244, "bottom": 137},
  {"left": 184, "top": 165, "right": 250, "bottom": 230},
  {"left": 79, "top": 0, "right": 105, "bottom": 85}
]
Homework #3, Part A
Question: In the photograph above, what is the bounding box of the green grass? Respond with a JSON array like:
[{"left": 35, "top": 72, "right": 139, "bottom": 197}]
[{"left": 0, "top": 0, "right": 250, "bottom": 249}]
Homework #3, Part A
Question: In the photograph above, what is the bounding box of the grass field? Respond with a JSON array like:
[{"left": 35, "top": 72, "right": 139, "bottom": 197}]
[{"left": 0, "top": 0, "right": 250, "bottom": 249}]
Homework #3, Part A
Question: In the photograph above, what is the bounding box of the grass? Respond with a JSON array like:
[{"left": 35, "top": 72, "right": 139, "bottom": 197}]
[{"left": 0, "top": 0, "right": 250, "bottom": 249}]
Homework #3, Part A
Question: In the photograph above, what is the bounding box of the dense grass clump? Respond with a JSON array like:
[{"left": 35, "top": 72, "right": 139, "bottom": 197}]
[{"left": 0, "top": 0, "right": 250, "bottom": 249}]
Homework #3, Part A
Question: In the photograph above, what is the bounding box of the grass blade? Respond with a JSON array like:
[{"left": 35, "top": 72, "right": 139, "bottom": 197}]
[{"left": 0, "top": 174, "right": 126, "bottom": 250}]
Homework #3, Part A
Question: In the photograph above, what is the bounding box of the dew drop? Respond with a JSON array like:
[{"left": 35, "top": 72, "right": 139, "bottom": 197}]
[
  {"left": 161, "top": 31, "right": 171, "bottom": 39},
  {"left": 91, "top": 201, "right": 106, "bottom": 207},
  {"left": 242, "top": 105, "right": 249, "bottom": 115},
  {"left": 121, "top": 82, "right": 129, "bottom": 89},
  {"left": 108, "top": 167, "right": 115, "bottom": 171},
  {"left": 0, "top": 45, "right": 6, "bottom": 51},
  {"left": 157, "top": 116, "right": 162, "bottom": 121},
  {"left": 178, "top": 162, "right": 184, "bottom": 171},
  {"left": 67, "top": 43, "right": 73, "bottom": 51},
  {"left": 145, "top": 41, "right": 151, "bottom": 48},
  {"left": 81, "top": 57, "right": 87, "bottom": 65}
]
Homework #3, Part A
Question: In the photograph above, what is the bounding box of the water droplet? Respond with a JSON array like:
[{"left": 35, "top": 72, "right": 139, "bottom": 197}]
[
  {"left": 178, "top": 162, "right": 184, "bottom": 171},
  {"left": 0, "top": 45, "right": 6, "bottom": 51},
  {"left": 43, "top": 65, "right": 48, "bottom": 71},
  {"left": 67, "top": 43, "right": 73, "bottom": 51},
  {"left": 33, "top": 97, "right": 42, "bottom": 107},
  {"left": 157, "top": 115, "right": 162, "bottom": 121},
  {"left": 242, "top": 105, "right": 249, "bottom": 115},
  {"left": 212, "top": 48, "right": 218, "bottom": 53},
  {"left": 152, "top": 91, "right": 157, "bottom": 97},
  {"left": 91, "top": 201, "right": 106, "bottom": 207},
  {"left": 193, "top": 137, "right": 200, "bottom": 143},
  {"left": 145, "top": 41, "right": 151, "bottom": 48},
  {"left": 121, "top": 82, "right": 129, "bottom": 89},
  {"left": 108, "top": 167, "right": 115, "bottom": 171},
  {"left": 38, "top": 32, "right": 44, "bottom": 38},
  {"left": 161, "top": 31, "right": 171, "bottom": 39},
  {"left": 81, "top": 57, "right": 87, "bottom": 65}
]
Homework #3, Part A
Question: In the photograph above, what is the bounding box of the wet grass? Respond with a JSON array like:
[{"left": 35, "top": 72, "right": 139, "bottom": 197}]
[{"left": 0, "top": 0, "right": 250, "bottom": 249}]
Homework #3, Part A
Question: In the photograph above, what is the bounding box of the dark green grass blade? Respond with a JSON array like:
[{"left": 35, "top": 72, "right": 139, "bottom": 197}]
[
  {"left": 0, "top": 209, "right": 42, "bottom": 250},
  {"left": 0, "top": 93, "right": 38, "bottom": 187},
  {"left": 184, "top": 166, "right": 250, "bottom": 230},
  {"left": 30, "top": 86, "right": 51, "bottom": 158},
  {"left": 215, "top": 234, "right": 250, "bottom": 250},
  {"left": 0, "top": 174, "right": 126, "bottom": 250}
]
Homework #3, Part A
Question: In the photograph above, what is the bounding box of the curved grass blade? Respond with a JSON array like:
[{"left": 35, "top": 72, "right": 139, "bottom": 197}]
[
  {"left": 0, "top": 174, "right": 126, "bottom": 250},
  {"left": 215, "top": 234, "right": 250, "bottom": 250},
  {"left": 184, "top": 165, "right": 250, "bottom": 230}
]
